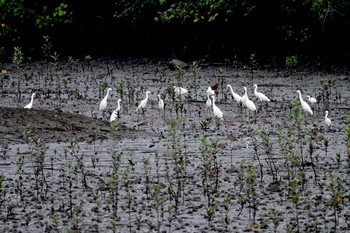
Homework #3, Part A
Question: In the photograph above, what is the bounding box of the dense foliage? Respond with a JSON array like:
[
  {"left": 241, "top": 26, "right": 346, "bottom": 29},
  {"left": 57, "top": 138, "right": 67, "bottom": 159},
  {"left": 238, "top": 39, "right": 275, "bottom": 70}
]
[{"left": 1, "top": 0, "right": 349, "bottom": 63}]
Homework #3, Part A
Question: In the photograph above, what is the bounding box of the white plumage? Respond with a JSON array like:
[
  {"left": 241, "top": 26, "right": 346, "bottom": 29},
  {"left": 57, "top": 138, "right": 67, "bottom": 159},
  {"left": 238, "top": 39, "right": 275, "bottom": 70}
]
[
  {"left": 227, "top": 84, "right": 242, "bottom": 104},
  {"left": 254, "top": 84, "right": 270, "bottom": 102},
  {"left": 110, "top": 99, "right": 122, "bottom": 122},
  {"left": 136, "top": 90, "right": 151, "bottom": 111},
  {"left": 24, "top": 93, "right": 36, "bottom": 109},
  {"left": 206, "top": 86, "right": 215, "bottom": 95},
  {"left": 158, "top": 94, "right": 164, "bottom": 111},
  {"left": 324, "top": 110, "right": 331, "bottom": 127},
  {"left": 307, "top": 95, "right": 317, "bottom": 104},
  {"left": 99, "top": 88, "right": 112, "bottom": 111},
  {"left": 174, "top": 86, "right": 188, "bottom": 95},
  {"left": 211, "top": 95, "right": 223, "bottom": 120},
  {"left": 206, "top": 93, "right": 212, "bottom": 108},
  {"left": 296, "top": 90, "right": 313, "bottom": 115},
  {"left": 243, "top": 87, "right": 257, "bottom": 112}
]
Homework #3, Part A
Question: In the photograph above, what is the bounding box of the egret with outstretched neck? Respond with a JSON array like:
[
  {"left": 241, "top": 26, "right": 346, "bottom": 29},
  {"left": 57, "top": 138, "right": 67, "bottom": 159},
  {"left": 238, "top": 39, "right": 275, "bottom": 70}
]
[
  {"left": 324, "top": 110, "right": 331, "bottom": 128},
  {"left": 24, "top": 93, "right": 36, "bottom": 109},
  {"left": 136, "top": 90, "right": 151, "bottom": 114},
  {"left": 254, "top": 84, "right": 270, "bottom": 102},
  {"left": 227, "top": 85, "right": 242, "bottom": 105},
  {"left": 296, "top": 90, "right": 313, "bottom": 115},
  {"left": 158, "top": 93, "right": 165, "bottom": 115},
  {"left": 99, "top": 88, "right": 112, "bottom": 111},
  {"left": 211, "top": 95, "right": 223, "bottom": 120},
  {"left": 242, "top": 87, "right": 256, "bottom": 112}
]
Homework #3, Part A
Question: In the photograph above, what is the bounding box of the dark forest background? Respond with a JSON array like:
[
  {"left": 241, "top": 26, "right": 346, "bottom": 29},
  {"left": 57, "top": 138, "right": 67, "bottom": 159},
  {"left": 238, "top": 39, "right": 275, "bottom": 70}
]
[{"left": 1, "top": 0, "right": 350, "bottom": 66}]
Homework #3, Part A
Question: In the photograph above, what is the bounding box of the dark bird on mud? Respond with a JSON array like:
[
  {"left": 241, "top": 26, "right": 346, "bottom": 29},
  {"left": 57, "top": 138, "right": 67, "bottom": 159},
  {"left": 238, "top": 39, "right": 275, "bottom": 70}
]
[{"left": 24, "top": 93, "right": 36, "bottom": 109}]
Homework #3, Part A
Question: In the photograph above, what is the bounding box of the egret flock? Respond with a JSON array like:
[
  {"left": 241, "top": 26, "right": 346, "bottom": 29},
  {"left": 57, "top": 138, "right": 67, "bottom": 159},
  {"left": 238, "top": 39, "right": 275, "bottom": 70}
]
[{"left": 23, "top": 84, "right": 332, "bottom": 128}]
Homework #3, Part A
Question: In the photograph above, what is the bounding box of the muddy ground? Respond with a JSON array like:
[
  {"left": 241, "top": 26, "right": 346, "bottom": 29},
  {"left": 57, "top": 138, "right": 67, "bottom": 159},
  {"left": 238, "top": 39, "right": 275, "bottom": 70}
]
[{"left": 0, "top": 56, "right": 350, "bottom": 232}]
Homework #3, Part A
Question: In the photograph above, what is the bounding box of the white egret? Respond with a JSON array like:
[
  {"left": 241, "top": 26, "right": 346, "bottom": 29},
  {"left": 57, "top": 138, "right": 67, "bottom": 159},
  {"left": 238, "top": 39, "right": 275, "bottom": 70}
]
[
  {"left": 243, "top": 87, "right": 257, "bottom": 112},
  {"left": 296, "top": 90, "right": 313, "bottom": 115},
  {"left": 227, "top": 84, "right": 242, "bottom": 104},
  {"left": 324, "top": 110, "right": 331, "bottom": 127},
  {"left": 158, "top": 93, "right": 164, "bottom": 113},
  {"left": 211, "top": 95, "right": 223, "bottom": 120},
  {"left": 206, "top": 86, "right": 215, "bottom": 96},
  {"left": 110, "top": 99, "right": 122, "bottom": 122},
  {"left": 307, "top": 95, "right": 317, "bottom": 104},
  {"left": 136, "top": 90, "right": 151, "bottom": 112},
  {"left": 205, "top": 93, "right": 212, "bottom": 115},
  {"left": 99, "top": 88, "right": 112, "bottom": 111},
  {"left": 24, "top": 93, "right": 36, "bottom": 109},
  {"left": 254, "top": 84, "right": 270, "bottom": 102},
  {"left": 206, "top": 93, "right": 212, "bottom": 108},
  {"left": 174, "top": 86, "right": 188, "bottom": 96}
]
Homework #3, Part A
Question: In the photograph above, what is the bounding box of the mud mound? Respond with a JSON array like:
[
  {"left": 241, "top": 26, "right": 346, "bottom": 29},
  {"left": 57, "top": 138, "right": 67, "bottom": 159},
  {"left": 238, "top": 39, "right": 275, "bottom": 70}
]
[{"left": 0, "top": 107, "right": 137, "bottom": 145}]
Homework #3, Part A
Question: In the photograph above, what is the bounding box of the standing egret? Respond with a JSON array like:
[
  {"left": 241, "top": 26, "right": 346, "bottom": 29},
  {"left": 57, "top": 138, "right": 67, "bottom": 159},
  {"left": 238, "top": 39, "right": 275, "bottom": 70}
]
[
  {"left": 158, "top": 93, "right": 165, "bottom": 114},
  {"left": 174, "top": 86, "right": 188, "bottom": 96},
  {"left": 99, "top": 88, "right": 112, "bottom": 111},
  {"left": 24, "top": 93, "right": 36, "bottom": 109},
  {"left": 227, "top": 84, "right": 242, "bottom": 105},
  {"left": 211, "top": 95, "right": 223, "bottom": 120},
  {"left": 242, "top": 87, "right": 257, "bottom": 112},
  {"left": 254, "top": 84, "right": 270, "bottom": 102},
  {"left": 307, "top": 95, "right": 317, "bottom": 104},
  {"left": 324, "top": 110, "right": 331, "bottom": 128},
  {"left": 206, "top": 93, "right": 212, "bottom": 115},
  {"left": 110, "top": 99, "right": 122, "bottom": 122},
  {"left": 136, "top": 90, "right": 151, "bottom": 113},
  {"left": 296, "top": 90, "right": 313, "bottom": 115}
]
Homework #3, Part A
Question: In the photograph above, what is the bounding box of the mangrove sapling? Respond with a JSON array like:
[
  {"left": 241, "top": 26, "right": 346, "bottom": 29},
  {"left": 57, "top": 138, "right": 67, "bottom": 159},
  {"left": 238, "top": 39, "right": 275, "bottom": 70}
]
[
  {"left": 323, "top": 137, "right": 329, "bottom": 157},
  {"left": 270, "top": 208, "right": 282, "bottom": 233},
  {"left": 235, "top": 162, "right": 247, "bottom": 219},
  {"left": 261, "top": 129, "right": 279, "bottom": 183},
  {"left": 190, "top": 60, "right": 201, "bottom": 100},
  {"left": 222, "top": 193, "right": 231, "bottom": 227},
  {"left": 206, "top": 198, "right": 216, "bottom": 227},
  {"left": 166, "top": 117, "right": 186, "bottom": 210},
  {"left": 328, "top": 172, "right": 344, "bottom": 230},
  {"left": 245, "top": 163, "right": 258, "bottom": 227},
  {"left": 68, "top": 139, "right": 88, "bottom": 189},
  {"left": 335, "top": 153, "right": 341, "bottom": 169},
  {"left": 245, "top": 124, "right": 263, "bottom": 181},
  {"left": 108, "top": 150, "right": 122, "bottom": 219},
  {"left": 142, "top": 156, "right": 151, "bottom": 199},
  {"left": 135, "top": 214, "right": 142, "bottom": 232},
  {"left": 345, "top": 115, "right": 350, "bottom": 168},
  {"left": 167, "top": 204, "right": 175, "bottom": 232},
  {"left": 289, "top": 178, "right": 301, "bottom": 232},
  {"left": 308, "top": 140, "right": 318, "bottom": 182},
  {"left": 122, "top": 165, "right": 133, "bottom": 232},
  {"left": 15, "top": 150, "right": 24, "bottom": 202},
  {"left": 199, "top": 136, "right": 219, "bottom": 206},
  {"left": 152, "top": 183, "right": 165, "bottom": 232}
]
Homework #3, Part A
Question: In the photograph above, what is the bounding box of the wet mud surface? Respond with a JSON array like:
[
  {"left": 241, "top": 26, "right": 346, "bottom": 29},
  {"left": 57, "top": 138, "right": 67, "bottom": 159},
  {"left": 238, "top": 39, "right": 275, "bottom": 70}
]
[{"left": 0, "top": 56, "right": 350, "bottom": 232}]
